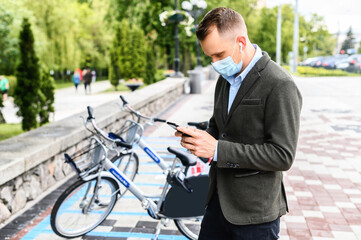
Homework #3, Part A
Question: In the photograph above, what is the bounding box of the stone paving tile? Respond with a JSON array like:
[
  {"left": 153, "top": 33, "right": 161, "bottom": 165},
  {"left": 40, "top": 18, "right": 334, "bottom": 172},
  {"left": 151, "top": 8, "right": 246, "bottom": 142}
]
[{"left": 279, "top": 110, "right": 361, "bottom": 240}]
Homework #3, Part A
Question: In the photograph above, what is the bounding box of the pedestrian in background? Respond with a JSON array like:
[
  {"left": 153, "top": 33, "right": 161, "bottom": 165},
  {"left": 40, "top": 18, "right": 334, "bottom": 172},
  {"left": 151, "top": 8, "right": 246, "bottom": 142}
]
[
  {"left": 91, "top": 70, "right": 96, "bottom": 83},
  {"left": 72, "top": 72, "right": 81, "bottom": 92},
  {"left": 83, "top": 68, "right": 92, "bottom": 94},
  {"left": 176, "top": 7, "right": 302, "bottom": 240},
  {"left": 0, "top": 75, "right": 10, "bottom": 101}
]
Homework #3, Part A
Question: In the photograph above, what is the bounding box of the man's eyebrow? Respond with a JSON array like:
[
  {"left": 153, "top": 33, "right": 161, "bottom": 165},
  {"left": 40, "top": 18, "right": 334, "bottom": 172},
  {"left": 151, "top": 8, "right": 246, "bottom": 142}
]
[{"left": 210, "top": 51, "right": 224, "bottom": 57}]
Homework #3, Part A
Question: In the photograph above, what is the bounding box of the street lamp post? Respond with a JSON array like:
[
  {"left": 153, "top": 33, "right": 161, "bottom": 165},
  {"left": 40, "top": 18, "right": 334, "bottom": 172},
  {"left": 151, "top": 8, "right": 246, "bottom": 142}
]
[
  {"left": 181, "top": 0, "right": 207, "bottom": 69},
  {"left": 172, "top": 0, "right": 184, "bottom": 78},
  {"left": 292, "top": 0, "right": 299, "bottom": 72}
]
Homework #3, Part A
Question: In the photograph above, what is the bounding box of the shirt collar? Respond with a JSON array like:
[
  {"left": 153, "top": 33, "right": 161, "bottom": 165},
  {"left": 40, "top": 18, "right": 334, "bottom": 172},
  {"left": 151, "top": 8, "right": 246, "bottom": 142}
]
[{"left": 224, "top": 44, "right": 262, "bottom": 84}]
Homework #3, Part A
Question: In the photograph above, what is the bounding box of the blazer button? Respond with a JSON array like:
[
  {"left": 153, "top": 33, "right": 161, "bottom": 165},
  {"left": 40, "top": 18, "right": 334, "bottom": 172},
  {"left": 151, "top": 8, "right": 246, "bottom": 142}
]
[{"left": 221, "top": 133, "right": 227, "bottom": 138}]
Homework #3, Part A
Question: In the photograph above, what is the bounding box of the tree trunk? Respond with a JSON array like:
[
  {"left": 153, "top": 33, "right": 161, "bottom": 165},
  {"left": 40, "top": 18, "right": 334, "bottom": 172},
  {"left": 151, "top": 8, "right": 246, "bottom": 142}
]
[{"left": 0, "top": 110, "right": 6, "bottom": 124}]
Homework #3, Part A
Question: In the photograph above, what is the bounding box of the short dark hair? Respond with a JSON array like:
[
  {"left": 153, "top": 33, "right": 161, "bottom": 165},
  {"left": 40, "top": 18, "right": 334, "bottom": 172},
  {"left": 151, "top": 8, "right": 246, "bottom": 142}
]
[{"left": 196, "top": 7, "right": 245, "bottom": 41}]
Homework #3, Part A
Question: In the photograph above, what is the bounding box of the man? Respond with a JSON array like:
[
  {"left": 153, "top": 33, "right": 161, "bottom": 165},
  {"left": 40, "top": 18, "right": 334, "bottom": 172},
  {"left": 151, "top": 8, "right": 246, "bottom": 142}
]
[
  {"left": 0, "top": 75, "right": 10, "bottom": 101},
  {"left": 175, "top": 7, "right": 302, "bottom": 240}
]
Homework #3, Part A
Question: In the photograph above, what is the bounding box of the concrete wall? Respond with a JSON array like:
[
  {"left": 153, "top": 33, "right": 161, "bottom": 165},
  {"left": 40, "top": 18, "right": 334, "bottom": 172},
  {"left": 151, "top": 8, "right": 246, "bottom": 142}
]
[{"left": 0, "top": 77, "right": 187, "bottom": 224}]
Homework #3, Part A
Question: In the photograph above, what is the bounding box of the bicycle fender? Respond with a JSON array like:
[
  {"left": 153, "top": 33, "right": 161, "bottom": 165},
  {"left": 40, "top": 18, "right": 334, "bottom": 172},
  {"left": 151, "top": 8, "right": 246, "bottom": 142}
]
[{"left": 82, "top": 172, "right": 120, "bottom": 188}]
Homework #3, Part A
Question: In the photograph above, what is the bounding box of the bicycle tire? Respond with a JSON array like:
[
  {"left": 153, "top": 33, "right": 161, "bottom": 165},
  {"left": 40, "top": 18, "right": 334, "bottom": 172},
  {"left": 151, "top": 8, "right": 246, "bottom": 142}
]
[
  {"left": 51, "top": 177, "right": 118, "bottom": 238},
  {"left": 174, "top": 216, "right": 203, "bottom": 240},
  {"left": 110, "top": 152, "right": 139, "bottom": 194}
]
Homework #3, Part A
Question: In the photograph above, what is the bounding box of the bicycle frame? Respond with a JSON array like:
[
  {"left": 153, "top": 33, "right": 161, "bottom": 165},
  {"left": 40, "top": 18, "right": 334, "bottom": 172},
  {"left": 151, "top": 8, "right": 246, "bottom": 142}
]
[
  {"left": 116, "top": 101, "right": 210, "bottom": 177},
  {"left": 100, "top": 153, "right": 179, "bottom": 220}
]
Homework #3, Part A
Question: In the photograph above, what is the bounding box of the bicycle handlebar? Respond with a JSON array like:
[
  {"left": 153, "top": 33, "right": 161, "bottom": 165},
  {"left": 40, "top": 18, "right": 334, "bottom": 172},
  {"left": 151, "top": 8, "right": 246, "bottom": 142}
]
[
  {"left": 85, "top": 106, "right": 133, "bottom": 149},
  {"left": 87, "top": 106, "right": 94, "bottom": 119},
  {"left": 119, "top": 95, "right": 128, "bottom": 105},
  {"left": 119, "top": 95, "right": 166, "bottom": 122}
]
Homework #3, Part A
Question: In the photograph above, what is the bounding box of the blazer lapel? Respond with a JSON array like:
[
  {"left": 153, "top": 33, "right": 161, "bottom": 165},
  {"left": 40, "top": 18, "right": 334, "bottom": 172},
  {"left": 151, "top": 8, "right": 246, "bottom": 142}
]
[
  {"left": 222, "top": 80, "right": 230, "bottom": 123},
  {"left": 225, "top": 52, "right": 270, "bottom": 126},
  {"left": 226, "top": 71, "right": 260, "bottom": 117}
]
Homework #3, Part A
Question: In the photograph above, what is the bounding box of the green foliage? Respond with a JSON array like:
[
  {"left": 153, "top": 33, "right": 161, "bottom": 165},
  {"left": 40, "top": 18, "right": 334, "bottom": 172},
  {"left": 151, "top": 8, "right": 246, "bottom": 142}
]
[
  {"left": 118, "top": 20, "right": 133, "bottom": 79},
  {"left": 3, "top": 0, "right": 112, "bottom": 78},
  {"left": 14, "top": 19, "right": 55, "bottom": 130},
  {"left": 109, "top": 19, "right": 148, "bottom": 88},
  {"left": 14, "top": 18, "right": 41, "bottom": 131},
  {"left": 0, "top": 6, "right": 18, "bottom": 75},
  {"left": 145, "top": 44, "right": 156, "bottom": 84},
  {"left": 109, "top": 25, "right": 121, "bottom": 89},
  {"left": 341, "top": 27, "right": 355, "bottom": 51},
  {"left": 38, "top": 67, "right": 55, "bottom": 125},
  {"left": 3, "top": 76, "right": 17, "bottom": 96},
  {"left": 0, "top": 91, "right": 3, "bottom": 108},
  {"left": 283, "top": 66, "right": 359, "bottom": 77},
  {"left": 1, "top": 0, "right": 339, "bottom": 81},
  {"left": 131, "top": 26, "right": 147, "bottom": 80},
  {"left": 155, "top": 69, "right": 166, "bottom": 82},
  {"left": 359, "top": 41, "right": 361, "bottom": 54},
  {"left": 302, "top": 14, "right": 335, "bottom": 58}
]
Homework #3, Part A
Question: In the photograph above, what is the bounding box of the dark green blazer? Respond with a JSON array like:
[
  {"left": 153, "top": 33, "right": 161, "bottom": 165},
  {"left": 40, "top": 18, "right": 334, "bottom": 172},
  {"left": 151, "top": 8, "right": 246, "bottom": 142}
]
[{"left": 206, "top": 52, "right": 302, "bottom": 225}]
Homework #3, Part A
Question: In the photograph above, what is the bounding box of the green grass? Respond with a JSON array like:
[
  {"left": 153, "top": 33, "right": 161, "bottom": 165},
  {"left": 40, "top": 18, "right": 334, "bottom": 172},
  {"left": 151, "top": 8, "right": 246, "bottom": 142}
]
[
  {"left": 0, "top": 123, "right": 24, "bottom": 141},
  {"left": 54, "top": 81, "right": 74, "bottom": 89},
  {"left": 101, "top": 83, "right": 147, "bottom": 93},
  {"left": 54, "top": 78, "right": 109, "bottom": 90},
  {"left": 283, "top": 66, "right": 361, "bottom": 77}
]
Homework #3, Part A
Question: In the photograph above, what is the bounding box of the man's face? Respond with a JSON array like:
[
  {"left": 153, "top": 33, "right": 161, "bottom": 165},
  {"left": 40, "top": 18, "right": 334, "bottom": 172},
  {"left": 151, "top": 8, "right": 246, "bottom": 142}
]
[{"left": 199, "top": 26, "right": 241, "bottom": 64}]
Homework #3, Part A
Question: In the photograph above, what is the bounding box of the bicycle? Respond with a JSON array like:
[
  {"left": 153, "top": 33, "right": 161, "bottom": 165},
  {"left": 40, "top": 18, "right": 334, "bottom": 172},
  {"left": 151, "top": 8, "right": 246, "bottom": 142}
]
[
  {"left": 51, "top": 107, "right": 208, "bottom": 240},
  {"left": 116, "top": 95, "right": 210, "bottom": 178}
]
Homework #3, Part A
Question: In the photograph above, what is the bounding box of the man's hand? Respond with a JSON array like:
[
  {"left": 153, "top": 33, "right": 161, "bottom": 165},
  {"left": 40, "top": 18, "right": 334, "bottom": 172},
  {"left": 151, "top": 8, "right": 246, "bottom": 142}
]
[{"left": 175, "top": 126, "right": 217, "bottom": 158}]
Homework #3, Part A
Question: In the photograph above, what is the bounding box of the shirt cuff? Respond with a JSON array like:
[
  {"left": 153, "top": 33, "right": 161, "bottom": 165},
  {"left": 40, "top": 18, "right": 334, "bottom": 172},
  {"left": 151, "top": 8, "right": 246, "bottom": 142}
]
[{"left": 213, "top": 141, "right": 218, "bottom": 162}]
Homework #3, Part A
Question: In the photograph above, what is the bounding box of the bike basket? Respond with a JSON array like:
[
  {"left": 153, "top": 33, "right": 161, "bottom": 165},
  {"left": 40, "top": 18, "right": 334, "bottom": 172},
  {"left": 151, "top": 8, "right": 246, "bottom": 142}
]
[
  {"left": 65, "top": 137, "right": 106, "bottom": 175},
  {"left": 118, "top": 120, "right": 143, "bottom": 145}
]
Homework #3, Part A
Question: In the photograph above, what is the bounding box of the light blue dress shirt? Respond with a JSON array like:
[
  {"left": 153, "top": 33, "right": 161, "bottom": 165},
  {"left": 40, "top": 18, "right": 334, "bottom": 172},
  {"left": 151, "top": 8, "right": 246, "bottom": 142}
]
[{"left": 213, "top": 45, "right": 263, "bottom": 161}]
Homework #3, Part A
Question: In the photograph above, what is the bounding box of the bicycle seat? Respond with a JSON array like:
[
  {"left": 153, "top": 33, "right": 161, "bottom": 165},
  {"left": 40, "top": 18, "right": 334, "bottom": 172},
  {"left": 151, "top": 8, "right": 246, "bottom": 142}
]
[{"left": 167, "top": 147, "right": 197, "bottom": 167}]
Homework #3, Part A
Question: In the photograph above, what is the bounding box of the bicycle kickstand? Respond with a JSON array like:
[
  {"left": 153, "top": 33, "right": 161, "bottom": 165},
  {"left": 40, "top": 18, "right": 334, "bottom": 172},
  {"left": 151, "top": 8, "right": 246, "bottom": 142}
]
[
  {"left": 153, "top": 218, "right": 170, "bottom": 240},
  {"left": 153, "top": 221, "right": 162, "bottom": 240}
]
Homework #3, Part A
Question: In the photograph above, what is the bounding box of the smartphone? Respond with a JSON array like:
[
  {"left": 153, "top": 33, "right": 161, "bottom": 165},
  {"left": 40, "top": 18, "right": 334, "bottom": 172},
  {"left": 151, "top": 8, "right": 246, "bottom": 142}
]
[{"left": 167, "top": 122, "right": 191, "bottom": 137}]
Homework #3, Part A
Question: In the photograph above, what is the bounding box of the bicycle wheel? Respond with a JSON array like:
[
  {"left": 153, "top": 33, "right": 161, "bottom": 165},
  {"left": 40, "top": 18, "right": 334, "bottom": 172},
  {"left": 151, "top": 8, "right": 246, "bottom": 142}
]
[
  {"left": 174, "top": 216, "right": 203, "bottom": 240},
  {"left": 51, "top": 177, "right": 118, "bottom": 238},
  {"left": 111, "top": 152, "right": 139, "bottom": 185},
  {"left": 110, "top": 152, "right": 138, "bottom": 195}
]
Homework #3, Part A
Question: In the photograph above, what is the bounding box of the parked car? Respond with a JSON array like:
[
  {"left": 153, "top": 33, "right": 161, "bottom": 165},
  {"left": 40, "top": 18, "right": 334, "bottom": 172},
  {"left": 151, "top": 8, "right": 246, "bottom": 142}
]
[
  {"left": 346, "top": 54, "right": 361, "bottom": 73},
  {"left": 321, "top": 55, "right": 349, "bottom": 69},
  {"left": 300, "top": 57, "right": 322, "bottom": 66},
  {"left": 336, "top": 54, "right": 361, "bottom": 73},
  {"left": 300, "top": 56, "right": 325, "bottom": 67}
]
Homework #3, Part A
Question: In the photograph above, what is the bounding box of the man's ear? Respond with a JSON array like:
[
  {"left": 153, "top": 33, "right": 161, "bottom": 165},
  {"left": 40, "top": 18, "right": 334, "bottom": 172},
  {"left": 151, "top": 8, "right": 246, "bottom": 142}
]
[{"left": 237, "top": 36, "right": 246, "bottom": 49}]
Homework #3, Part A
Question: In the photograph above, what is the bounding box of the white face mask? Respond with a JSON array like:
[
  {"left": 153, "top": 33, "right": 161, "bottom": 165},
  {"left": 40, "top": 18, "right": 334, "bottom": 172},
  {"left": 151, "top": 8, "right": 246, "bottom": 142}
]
[{"left": 211, "top": 39, "right": 243, "bottom": 77}]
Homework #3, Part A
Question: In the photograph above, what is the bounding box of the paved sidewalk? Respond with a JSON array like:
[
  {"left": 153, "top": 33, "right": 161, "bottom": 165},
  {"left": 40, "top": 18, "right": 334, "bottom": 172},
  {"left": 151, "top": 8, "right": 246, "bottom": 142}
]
[
  {"left": 1, "top": 80, "right": 120, "bottom": 123},
  {"left": 1, "top": 76, "right": 361, "bottom": 240}
]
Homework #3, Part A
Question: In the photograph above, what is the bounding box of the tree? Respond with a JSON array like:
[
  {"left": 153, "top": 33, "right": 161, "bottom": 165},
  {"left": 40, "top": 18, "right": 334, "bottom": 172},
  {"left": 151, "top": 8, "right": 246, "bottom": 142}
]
[
  {"left": 118, "top": 20, "right": 133, "bottom": 80},
  {"left": 130, "top": 26, "right": 147, "bottom": 79},
  {"left": 0, "top": 6, "right": 18, "bottom": 75},
  {"left": 341, "top": 27, "right": 355, "bottom": 51},
  {"left": 14, "top": 19, "right": 55, "bottom": 130},
  {"left": 14, "top": 18, "right": 41, "bottom": 131},
  {"left": 145, "top": 43, "right": 156, "bottom": 84},
  {"left": 0, "top": 90, "right": 4, "bottom": 123},
  {"left": 358, "top": 41, "right": 361, "bottom": 54},
  {"left": 38, "top": 67, "right": 55, "bottom": 125},
  {"left": 109, "top": 25, "right": 121, "bottom": 90}
]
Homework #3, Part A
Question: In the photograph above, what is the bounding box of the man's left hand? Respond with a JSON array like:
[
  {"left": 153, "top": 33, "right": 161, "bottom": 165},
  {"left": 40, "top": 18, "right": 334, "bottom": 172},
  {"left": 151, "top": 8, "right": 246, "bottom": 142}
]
[{"left": 175, "top": 126, "right": 217, "bottom": 158}]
